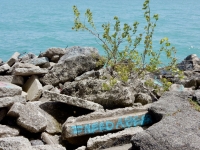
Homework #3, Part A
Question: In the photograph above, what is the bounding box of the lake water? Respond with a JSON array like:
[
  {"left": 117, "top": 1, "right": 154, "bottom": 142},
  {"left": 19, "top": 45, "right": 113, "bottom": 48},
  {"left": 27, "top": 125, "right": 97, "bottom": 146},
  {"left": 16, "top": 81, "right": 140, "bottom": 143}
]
[{"left": 0, "top": 0, "right": 200, "bottom": 63}]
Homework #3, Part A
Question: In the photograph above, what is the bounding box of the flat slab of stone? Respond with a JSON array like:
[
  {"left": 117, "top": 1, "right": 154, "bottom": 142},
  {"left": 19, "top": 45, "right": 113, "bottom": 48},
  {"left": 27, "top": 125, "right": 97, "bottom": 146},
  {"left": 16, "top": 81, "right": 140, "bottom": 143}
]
[
  {"left": 7, "top": 102, "right": 47, "bottom": 133},
  {"left": 62, "top": 107, "right": 152, "bottom": 139},
  {"left": 0, "top": 82, "right": 22, "bottom": 98},
  {"left": 32, "top": 144, "right": 66, "bottom": 150},
  {"left": 131, "top": 91, "right": 200, "bottom": 150},
  {"left": 0, "top": 136, "right": 32, "bottom": 150},
  {"left": 0, "top": 124, "right": 20, "bottom": 138},
  {"left": 87, "top": 127, "right": 143, "bottom": 150},
  {"left": 43, "top": 90, "right": 104, "bottom": 111},
  {"left": 0, "top": 95, "right": 26, "bottom": 108},
  {"left": 13, "top": 68, "right": 48, "bottom": 76},
  {"left": 23, "top": 75, "right": 43, "bottom": 101},
  {"left": 0, "top": 75, "right": 24, "bottom": 86}
]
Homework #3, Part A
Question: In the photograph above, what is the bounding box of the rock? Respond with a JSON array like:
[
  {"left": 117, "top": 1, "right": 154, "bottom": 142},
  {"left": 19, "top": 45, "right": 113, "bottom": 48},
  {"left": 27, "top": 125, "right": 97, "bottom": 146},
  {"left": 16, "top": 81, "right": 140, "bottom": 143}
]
[
  {"left": 169, "top": 84, "right": 185, "bottom": 91},
  {"left": 24, "top": 57, "right": 49, "bottom": 66},
  {"left": 0, "top": 136, "right": 33, "bottom": 150},
  {"left": 43, "top": 85, "right": 54, "bottom": 91},
  {"left": 43, "top": 90, "right": 104, "bottom": 111},
  {"left": 0, "top": 64, "right": 10, "bottom": 74},
  {"left": 134, "top": 93, "right": 152, "bottom": 105},
  {"left": 40, "top": 62, "right": 55, "bottom": 68},
  {"left": 131, "top": 91, "right": 200, "bottom": 150},
  {"left": 40, "top": 46, "right": 102, "bottom": 85},
  {"left": 0, "top": 95, "right": 26, "bottom": 108},
  {"left": 38, "top": 47, "right": 66, "bottom": 62},
  {"left": 51, "top": 55, "right": 60, "bottom": 62},
  {"left": 75, "top": 146, "right": 86, "bottom": 150},
  {"left": 7, "top": 102, "right": 47, "bottom": 133},
  {"left": 61, "top": 78, "right": 134, "bottom": 108},
  {"left": 30, "top": 139, "right": 44, "bottom": 146},
  {"left": 41, "top": 132, "right": 60, "bottom": 144},
  {"left": 23, "top": 75, "right": 43, "bottom": 101},
  {"left": 50, "top": 87, "right": 60, "bottom": 93},
  {"left": 87, "top": 127, "right": 143, "bottom": 150},
  {"left": 20, "top": 53, "right": 37, "bottom": 62},
  {"left": 0, "top": 75, "right": 24, "bottom": 86},
  {"left": 7, "top": 52, "right": 20, "bottom": 66},
  {"left": 0, "top": 125, "right": 20, "bottom": 138},
  {"left": 75, "top": 70, "right": 99, "bottom": 81},
  {"left": 21, "top": 91, "right": 28, "bottom": 100},
  {"left": 62, "top": 107, "right": 152, "bottom": 144},
  {"left": 32, "top": 144, "right": 66, "bottom": 150},
  {"left": 13, "top": 67, "right": 48, "bottom": 76},
  {"left": 0, "top": 82, "right": 22, "bottom": 98},
  {"left": 177, "top": 54, "right": 200, "bottom": 71},
  {"left": 194, "top": 89, "right": 200, "bottom": 105}
]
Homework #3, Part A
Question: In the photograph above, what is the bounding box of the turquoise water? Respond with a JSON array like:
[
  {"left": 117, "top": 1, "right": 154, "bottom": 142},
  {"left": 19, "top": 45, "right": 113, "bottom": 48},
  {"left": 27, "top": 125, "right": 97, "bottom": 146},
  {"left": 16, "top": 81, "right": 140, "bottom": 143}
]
[{"left": 0, "top": 0, "right": 200, "bottom": 62}]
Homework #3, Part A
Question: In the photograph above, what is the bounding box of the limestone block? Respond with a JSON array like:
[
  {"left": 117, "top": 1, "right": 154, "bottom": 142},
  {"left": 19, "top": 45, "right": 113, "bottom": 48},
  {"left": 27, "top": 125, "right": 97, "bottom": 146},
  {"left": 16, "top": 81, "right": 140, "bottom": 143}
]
[
  {"left": 7, "top": 52, "right": 20, "bottom": 66},
  {"left": 32, "top": 144, "right": 66, "bottom": 150},
  {"left": 11, "top": 75, "right": 24, "bottom": 86},
  {"left": 0, "top": 82, "right": 22, "bottom": 98},
  {"left": 0, "top": 95, "right": 26, "bottom": 108},
  {"left": 87, "top": 127, "right": 143, "bottom": 150},
  {"left": 24, "top": 57, "right": 49, "bottom": 66},
  {"left": 23, "top": 75, "right": 43, "bottom": 101},
  {"left": 0, "top": 64, "right": 10, "bottom": 74},
  {"left": 62, "top": 107, "right": 152, "bottom": 141},
  {"left": 41, "top": 132, "right": 60, "bottom": 144},
  {"left": 43, "top": 90, "right": 104, "bottom": 111},
  {"left": 0, "top": 125, "right": 20, "bottom": 138},
  {"left": 7, "top": 102, "right": 47, "bottom": 133},
  {"left": 0, "top": 136, "right": 32, "bottom": 150},
  {"left": 13, "top": 68, "right": 48, "bottom": 76}
]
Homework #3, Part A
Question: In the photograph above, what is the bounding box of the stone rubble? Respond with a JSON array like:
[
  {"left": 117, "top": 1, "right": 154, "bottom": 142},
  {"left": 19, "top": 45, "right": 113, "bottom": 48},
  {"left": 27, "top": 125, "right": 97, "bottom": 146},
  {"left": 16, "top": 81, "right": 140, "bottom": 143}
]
[{"left": 0, "top": 48, "right": 200, "bottom": 149}]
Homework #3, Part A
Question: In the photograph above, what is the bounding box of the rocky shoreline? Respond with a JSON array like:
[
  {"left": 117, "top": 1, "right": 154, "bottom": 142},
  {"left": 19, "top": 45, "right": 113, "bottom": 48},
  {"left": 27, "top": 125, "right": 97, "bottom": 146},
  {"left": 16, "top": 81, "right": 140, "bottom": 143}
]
[{"left": 0, "top": 46, "right": 200, "bottom": 150}]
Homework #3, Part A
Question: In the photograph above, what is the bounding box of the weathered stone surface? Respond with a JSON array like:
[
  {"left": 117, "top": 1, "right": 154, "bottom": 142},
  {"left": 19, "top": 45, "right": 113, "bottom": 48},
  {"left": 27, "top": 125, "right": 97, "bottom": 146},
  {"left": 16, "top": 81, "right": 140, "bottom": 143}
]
[
  {"left": 23, "top": 75, "right": 43, "bottom": 101},
  {"left": 43, "top": 85, "right": 54, "bottom": 91},
  {"left": 20, "top": 52, "right": 37, "bottom": 62},
  {"left": 0, "top": 136, "right": 33, "bottom": 150},
  {"left": 0, "top": 82, "right": 22, "bottom": 98},
  {"left": 40, "top": 46, "right": 102, "bottom": 85},
  {"left": 40, "top": 62, "right": 55, "bottom": 68},
  {"left": 43, "top": 90, "right": 104, "bottom": 111},
  {"left": 0, "top": 75, "right": 13, "bottom": 82},
  {"left": 61, "top": 78, "right": 134, "bottom": 108},
  {"left": 87, "top": 127, "right": 143, "bottom": 150},
  {"left": 38, "top": 47, "right": 66, "bottom": 63},
  {"left": 131, "top": 91, "right": 200, "bottom": 150},
  {"left": 41, "top": 132, "right": 60, "bottom": 144},
  {"left": 30, "top": 139, "right": 44, "bottom": 146},
  {"left": 0, "top": 64, "right": 10, "bottom": 74},
  {"left": 75, "top": 146, "right": 86, "bottom": 150},
  {"left": 24, "top": 57, "right": 49, "bottom": 66},
  {"left": 13, "top": 67, "right": 48, "bottom": 76},
  {"left": 7, "top": 102, "right": 47, "bottom": 133},
  {"left": 62, "top": 107, "right": 152, "bottom": 141},
  {"left": 0, "top": 95, "right": 26, "bottom": 108},
  {"left": 0, "top": 75, "right": 24, "bottom": 86},
  {"left": 7, "top": 52, "right": 20, "bottom": 66},
  {"left": 134, "top": 93, "right": 152, "bottom": 105},
  {"left": 32, "top": 144, "right": 66, "bottom": 150},
  {"left": 75, "top": 70, "right": 99, "bottom": 81},
  {"left": 0, "top": 125, "right": 20, "bottom": 138}
]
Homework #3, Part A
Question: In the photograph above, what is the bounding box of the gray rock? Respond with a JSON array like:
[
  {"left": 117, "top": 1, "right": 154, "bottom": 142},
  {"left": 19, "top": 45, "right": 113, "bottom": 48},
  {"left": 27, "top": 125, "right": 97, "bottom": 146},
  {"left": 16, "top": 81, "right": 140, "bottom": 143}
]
[
  {"left": 87, "top": 127, "right": 143, "bottom": 150},
  {"left": 0, "top": 95, "right": 26, "bottom": 108},
  {"left": 43, "top": 85, "right": 54, "bottom": 91},
  {"left": 0, "top": 75, "right": 13, "bottom": 82},
  {"left": 32, "top": 144, "right": 66, "bottom": 150},
  {"left": 7, "top": 52, "right": 20, "bottom": 66},
  {"left": 131, "top": 91, "right": 200, "bottom": 150},
  {"left": 0, "top": 108, "right": 7, "bottom": 121},
  {"left": 0, "top": 136, "right": 33, "bottom": 150},
  {"left": 0, "top": 82, "right": 22, "bottom": 98},
  {"left": 41, "top": 132, "right": 60, "bottom": 144},
  {"left": 7, "top": 102, "right": 47, "bottom": 133},
  {"left": 61, "top": 78, "right": 134, "bottom": 108},
  {"left": 20, "top": 52, "right": 37, "bottom": 62},
  {"left": 134, "top": 93, "right": 152, "bottom": 105},
  {"left": 23, "top": 75, "right": 43, "bottom": 101},
  {"left": 0, "top": 125, "right": 20, "bottom": 138},
  {"left": 43, "top": 90, "right": 103, "bottom": 111},
  {"left": 75, "top": 70, "right": 99, "bottom": 81},
  {"left": 38, "top": 47, "right": 66, "bottom": 63},
  {"left": 13, "top": 67, "right": 48, "bottom": 76},
  {"left": 24, "top": 57, "right": 49, "bottom": 66},
  {"left": 0, "top": 75, "right": 24, "bottom": 86},
  {"left": 0, "top": 64, "right": 10, "bottom": 74},
  {"left": 30, "top": 139, "right": 44, "bottom": 146},
  {"left": 40, "top": 46, "right": 102, "bottom": 85}
]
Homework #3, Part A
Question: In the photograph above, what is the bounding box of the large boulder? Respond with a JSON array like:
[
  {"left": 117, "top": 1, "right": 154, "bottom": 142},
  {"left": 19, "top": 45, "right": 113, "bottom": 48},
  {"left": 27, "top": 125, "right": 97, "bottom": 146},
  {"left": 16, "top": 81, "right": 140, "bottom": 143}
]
[
  {"left": 61, "top": 78, "right": 134, "bottom": 108},
  {"left": 0, "top": 82, "right": 22, "bottom": 98},
  {"left": 131, "top": 91, "right": 200, "bottom": 150},
  {"left": 40, "top": 46, "right": 102, "bottom": 85}
]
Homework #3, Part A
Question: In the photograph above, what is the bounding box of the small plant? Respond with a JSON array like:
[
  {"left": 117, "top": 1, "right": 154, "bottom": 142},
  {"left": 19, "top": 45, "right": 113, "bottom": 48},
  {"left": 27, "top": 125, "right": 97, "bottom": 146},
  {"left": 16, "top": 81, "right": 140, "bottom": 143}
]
[
  {"left": 72, "top": 0, "right": 182, "bottom": 93},
  {"left": 189, "top": 98, "right": 200, "bottom": 112}
]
